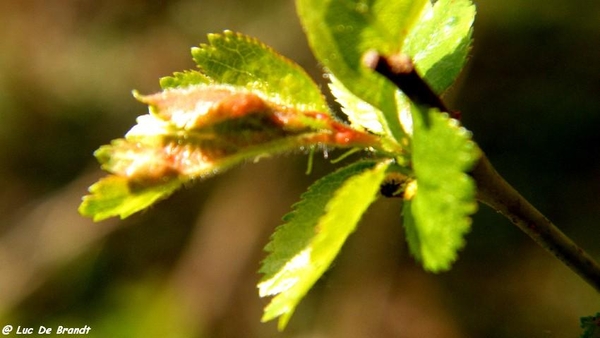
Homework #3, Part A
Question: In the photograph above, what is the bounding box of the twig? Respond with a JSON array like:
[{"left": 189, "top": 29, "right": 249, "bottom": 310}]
[
  {"left": 364, "top": 51, "right": 600, "bottom": 293},
  {"left": 362, "top": 50, "right": 457, "bottom": 118},
  {"left": 472, "top": 154, "right": 600, "bottom": 292}
]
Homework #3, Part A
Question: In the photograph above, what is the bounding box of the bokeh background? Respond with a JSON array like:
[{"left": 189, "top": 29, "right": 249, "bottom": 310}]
[{"left": 1, "top": 0, "right": 600, "bottom": 337}]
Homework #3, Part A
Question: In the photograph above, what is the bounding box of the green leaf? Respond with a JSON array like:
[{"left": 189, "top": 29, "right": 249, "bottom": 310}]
[
  {"left": 403, "top": 108, "right": 480, "bottom": 271},
  {"left": 191, "top": 30, "right": 329, "bottom": 113},
  {"left": 327, "top": 75, "right": 411, "bottom": 154},
  {"left": 328, "top": 74, "right": 384, "bottom": 135},
  {"left": 403, "top": 0, "right": 476, "bottom": 94},
  {"left": 159, "top": 70, "right": 210, "bottom": 89},
  {"left": 580, "top": 313, "right": 600, "bottom": 338},
  {"left": 78, "top": 176, "right": 182, "bottom": 221},
  {"left": 259, "top": 160, "right": 390, "bottom": 329},
  {"left": 297, "top": 0, "right": 428, "bottom": 142}
]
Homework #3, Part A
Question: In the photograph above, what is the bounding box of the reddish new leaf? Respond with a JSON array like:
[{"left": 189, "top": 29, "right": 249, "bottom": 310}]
[{"left": 81, "top": 84, "right": 381, "bottom": 220}]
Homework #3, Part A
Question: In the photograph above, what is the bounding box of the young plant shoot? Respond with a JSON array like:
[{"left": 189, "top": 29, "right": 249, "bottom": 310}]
[{"left": 79, "top": 0, "right": 600, "bottom": 331}]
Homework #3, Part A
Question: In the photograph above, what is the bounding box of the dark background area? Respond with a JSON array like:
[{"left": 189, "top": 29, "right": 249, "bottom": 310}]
[{"left": 1, "top": 0, "right": 599, "bottom": 337}]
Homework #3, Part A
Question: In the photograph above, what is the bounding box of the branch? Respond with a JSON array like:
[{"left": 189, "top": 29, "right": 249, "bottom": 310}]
[
  {"left": 362, "top": 50, "right": 457, "bottom": 119},
  {"left": 364, "top": 51, "right": 600, "bottom": 293},
  {"left": 472, "top": 155, "right": 600, "bottom": 292}
]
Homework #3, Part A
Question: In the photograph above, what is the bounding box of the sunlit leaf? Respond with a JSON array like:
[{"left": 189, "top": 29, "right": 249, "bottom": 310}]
[
  {"left": 79, "top": 176, "right": 182, "bottom": 221},
  {"left": 403, "top": 0, "right": 476, "bottom": 94},
  {"left": 192, "top": 30, "right": 329, "bottom": 113},
  {"left": 81, "top": 82, "right": 381, "bottom": 221},
  {"left": 403, "top": 108, "right": 480, "bottom": 271},
  {"left": 259, "top": 160, "right": 390, "bottom": 329},
  {"left": 328, "top": 74, "right": 384, "bottom": 135}
]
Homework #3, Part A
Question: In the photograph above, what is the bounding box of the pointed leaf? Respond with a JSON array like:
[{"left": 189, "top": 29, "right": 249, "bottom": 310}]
[
  {"left": 403, "top": 109, "right": 480, "bottom": 271},
  {"left": 81, "top": 84, "right": 381, "bottom": 221},
  {"left": 79, "top": 176, "right": 182, "bottom": 221},
  {"left": 259, "top": 160, "right": 390, "bottom": 329},
  {"left": 328, "top": 74, "right": 384, "bottom": 135},
  {"left": 192, "top": 30, "right": 329, "bottom": 113},
  {"left": 259, "top": 160, "right": 377, "bottom": 279},
  {"left": 403, "top": 0, "right": 476, "bottom": 94},
  {"left": 297, "top": 0, "right": 429, "bottom": 142}
]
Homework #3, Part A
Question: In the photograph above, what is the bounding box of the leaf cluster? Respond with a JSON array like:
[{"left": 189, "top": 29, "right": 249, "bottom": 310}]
[{"left": 79, "top": 0, "right": 479, "bottom": 329}]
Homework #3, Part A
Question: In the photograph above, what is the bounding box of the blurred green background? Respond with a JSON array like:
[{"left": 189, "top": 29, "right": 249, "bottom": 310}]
[{"left": 1, "top": 0, "right": 599, "bottom": 337}]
